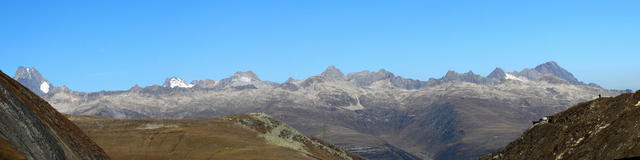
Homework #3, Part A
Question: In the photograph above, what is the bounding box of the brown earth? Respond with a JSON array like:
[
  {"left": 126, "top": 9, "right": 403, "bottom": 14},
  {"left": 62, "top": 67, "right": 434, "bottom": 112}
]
[
  {"left": 0, "top": 137, "right": 26, "bottom": 160},
  {"left": 480, "top": 90, "right": 640, "bottom": 160},
  {"left": 68, "top": 113, "right": 365, "bottom": 160}
]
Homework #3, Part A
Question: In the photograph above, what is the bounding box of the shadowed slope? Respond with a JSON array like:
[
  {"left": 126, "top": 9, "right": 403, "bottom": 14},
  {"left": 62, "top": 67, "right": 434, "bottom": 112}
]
[
  {"left": 481, "top": 90, "right": 640, "bottom": 160},
  {"left": 0, "top": 70, "right": 109, "bottom": 160}
]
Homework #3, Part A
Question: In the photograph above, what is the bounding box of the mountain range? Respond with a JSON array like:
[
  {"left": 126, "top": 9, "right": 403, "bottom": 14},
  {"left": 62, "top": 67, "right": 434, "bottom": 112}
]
[
  {"left": 0, "top": 69, "right": 360, "bottom": 160},
  {"left": 11, "top": 61, "right": 625, "bottom": 160}
]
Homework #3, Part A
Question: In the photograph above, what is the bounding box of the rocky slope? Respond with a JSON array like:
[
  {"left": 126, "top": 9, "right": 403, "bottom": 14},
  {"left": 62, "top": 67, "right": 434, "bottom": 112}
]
[
  {"left": 18, "top": 61, "right": 622, "bottom": 160},
  {"left": 0, "top": 70, "right": 109, "bottom": 160},
  {"left": 69, "top": 113, "right": 364, "bottom": 160},
  {"left": 480, "top": 90, "right": 640, "bottom": 160}
]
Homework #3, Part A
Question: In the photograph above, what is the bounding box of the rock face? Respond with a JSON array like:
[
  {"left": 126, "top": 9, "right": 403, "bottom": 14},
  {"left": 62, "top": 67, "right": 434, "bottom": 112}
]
[
  {"left": 347, "top": 69, "right": 395, "bottom": 87},
  {"left": 481, "top": 90, "right": 640, "bottom": 160},
  {"left": 439, "top": 70, "right": 493, "bottom": 84},
  {"left": 533, "top": 61, "right": 579, "bottom": 83},
  {"left": 191, "top": 78, "right": 218, "bottom": 88},
  {"left": 12, "top": 66, "right": 51, "bottom": 96},
  {"left": 21, "top": 61, "right": 624, "bottom": 160},
  {"left": 487, "top": 68, "right": 506, "bottom": 80},
  {"left": 0, "top": 70, "right": 109, "bottom": 160},
  {"left": 215, "top": 71, "right": 278, "bottom": 89},
  {"left": 511, "top": 61, "right": 581, "bottom": 84},
  {"left": 321, "top": 66, "right": 346, "bottom": 80},
  {"left": 69, "top": 113, "right": 364, "bottom": 160},
  {"left": 346, "top": 69, "right": 426, "bottom": 89}
]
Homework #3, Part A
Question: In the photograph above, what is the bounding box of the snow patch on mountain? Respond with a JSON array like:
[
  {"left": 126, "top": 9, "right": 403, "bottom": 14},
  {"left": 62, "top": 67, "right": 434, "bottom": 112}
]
[
  {"left": 169, "top": 77, "right": 194, "bottom": 88},
  {"left": 40, "top": 81, "right": 49, "bottom": 93},
  {"left": 505, "top": 73, "right": 527, "bottom": 82},
  {"left": 344, "top": 105, "right": 364, "bottom": 111},
  {"left": 239, "top": 76, "right": 251, "bottom": 82}
]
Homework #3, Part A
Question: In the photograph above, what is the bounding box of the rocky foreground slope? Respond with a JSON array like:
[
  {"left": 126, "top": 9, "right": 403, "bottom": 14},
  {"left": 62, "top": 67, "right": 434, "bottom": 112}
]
[
  {"left": 0, "top": 70, "right": 109, "bottom": 160},
  {"left": 480, "top": 90, "right": 640, "bottom": 160},
  {"left": 69, "top": 113, "right": 365, "bottom": 160},
  {"left": 17, "top": 61, "right": 624, "bottom": 159}
]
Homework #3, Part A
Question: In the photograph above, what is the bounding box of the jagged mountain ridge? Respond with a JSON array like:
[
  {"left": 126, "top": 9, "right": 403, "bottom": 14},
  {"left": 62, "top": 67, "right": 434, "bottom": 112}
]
[
  {"left": 15, "top": 61, "right": 606, "bottom": 94},
  {"left": 14, "top": 61, "right": 600, "bottom": 95},
  {"left": 15, "top": 61, "right": 623, "bottom": 160},
  {"left": 480, "top": 90, "right": 640, "bottom": 160}
]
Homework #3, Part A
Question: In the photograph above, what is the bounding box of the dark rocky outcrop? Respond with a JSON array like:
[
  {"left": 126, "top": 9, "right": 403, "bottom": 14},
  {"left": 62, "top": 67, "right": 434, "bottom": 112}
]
[
  {"left": 0, "top": 70, "right": 109, "bottom": 160},
  {"left": 481, "top": 90, "right": 640, "bottom": 160}
]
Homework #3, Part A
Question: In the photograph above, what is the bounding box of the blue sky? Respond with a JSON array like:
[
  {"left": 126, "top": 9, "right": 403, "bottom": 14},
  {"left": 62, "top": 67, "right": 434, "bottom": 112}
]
[{"left": 1, "top": 1, "right": 639, "bottom": 91}]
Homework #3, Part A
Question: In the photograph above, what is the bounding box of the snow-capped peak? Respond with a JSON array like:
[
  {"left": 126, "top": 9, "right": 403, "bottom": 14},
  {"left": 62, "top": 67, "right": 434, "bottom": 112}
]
[
  {"left": 505, "top": 73, "right": 527, "bottom": 82},
  {"left": 168, "top": 77, "right": 194, "bottom": 88},
  {"left": 40, "top": 81, "right": 50, "bottom": 93}
]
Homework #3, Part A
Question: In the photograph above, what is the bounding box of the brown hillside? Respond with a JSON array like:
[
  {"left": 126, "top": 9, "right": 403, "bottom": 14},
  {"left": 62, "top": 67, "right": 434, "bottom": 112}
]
[
  {"left": 69, "top": 113, "right": 365, "bottom": 160},
  {"left": 480, "top": 90, "right": 640, "bottom": 160},
  {"left": 0, "top": 137, "right": 26, "bottom": 160}
]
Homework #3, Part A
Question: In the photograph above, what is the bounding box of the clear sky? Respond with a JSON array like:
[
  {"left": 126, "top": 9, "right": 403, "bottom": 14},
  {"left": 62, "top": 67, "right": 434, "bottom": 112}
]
[{"left": 1, "top": 1, "right": 639, "bottom": 91}]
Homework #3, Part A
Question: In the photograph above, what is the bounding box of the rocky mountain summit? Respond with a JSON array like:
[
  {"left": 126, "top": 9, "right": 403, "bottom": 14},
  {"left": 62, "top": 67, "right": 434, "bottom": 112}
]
[
  {"left": 481, "top": 90, "right": 640, "bottom": 160},
  {"left": 13, "top": 66, "right": 52, "bottom": 96},
  {"left": 162, "top": 77, "right": 194, "bottom": 88},
  {"left": 321, "top": 65, "right": 347, "bottom": 80},
  {"left": 0, "top": 70, "right": 109, "bottom": 160},
  {"left": 530, "top": 61, "right": 579, "bottom": 83},
  {"left": 214, "top": 71, "right": 279, "bottom": 89},
  {"left": 15, "top": 61, "right": 623, "bottom": 160}
]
